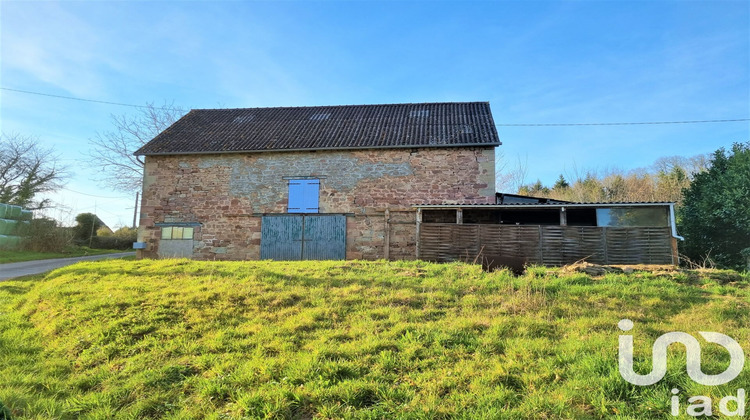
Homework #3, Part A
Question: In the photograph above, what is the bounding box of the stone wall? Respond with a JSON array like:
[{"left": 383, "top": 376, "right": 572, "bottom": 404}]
[{"left": 137, "top": 147, "right": 495, "bottom": 260}]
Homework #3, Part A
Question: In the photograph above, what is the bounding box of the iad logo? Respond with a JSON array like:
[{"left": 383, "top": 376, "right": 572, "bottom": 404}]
[
  {"left": 618, "top": 319, "right": 744, "bottom": 386},
  {"left": 617, "top": 319, "right": 746, "bottom": 417}
]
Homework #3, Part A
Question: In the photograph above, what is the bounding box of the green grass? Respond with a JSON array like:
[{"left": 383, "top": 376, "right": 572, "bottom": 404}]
[
  {"left": 0, "top": 260, "right": 748, "bottom": 419},
  {"left": 0, "top": 247, "right": 128, "bottom": 264}
]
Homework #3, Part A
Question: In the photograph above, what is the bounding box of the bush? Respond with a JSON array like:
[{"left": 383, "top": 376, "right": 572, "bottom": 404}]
[
  {"left": 21, "top": 217, "right": 73, "bottom": 252},
  {"left": 89, "top": 227, "right": 137, "bottom": 250},
  {"left": 97, "top": 226, "right": 113, "bottom": 237},
  {"left": 0, "top": 399, "right": 11, "bottom": 420},
  {"left": 741, "top": 248, "right": 750, "bottom": 271},
  {"left": 113, "top": 226, "right": 137, "bottom": 240},
  {"left": 678, "top": 142, "right": 750, "bottom": 270},
  {"left": 72, "top": 213, "right": 103, "bottom": 242},
  {"left": 90, "top": 235, "right": 135, "bottom": 250}
]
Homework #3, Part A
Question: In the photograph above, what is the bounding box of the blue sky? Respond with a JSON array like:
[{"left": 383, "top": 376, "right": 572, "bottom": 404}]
[{"left": 1, "top": 0, "right": 748, "bottom": 228}]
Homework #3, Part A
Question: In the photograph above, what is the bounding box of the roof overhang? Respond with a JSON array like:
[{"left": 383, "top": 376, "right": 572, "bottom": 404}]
[
  {"left": 413, "top": 202, "right": 675, "bottom": 209},
  {"left": 413, "top": 202, "right": 683, "bottom": 241},
  {"left": 136, "top": 142, "right": 501, "bottom": 156}
]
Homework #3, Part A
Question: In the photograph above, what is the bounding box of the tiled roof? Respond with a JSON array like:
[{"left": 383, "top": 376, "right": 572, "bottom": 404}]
[{"left": 134, "top": 102, "right": 500, "bottom": 155}]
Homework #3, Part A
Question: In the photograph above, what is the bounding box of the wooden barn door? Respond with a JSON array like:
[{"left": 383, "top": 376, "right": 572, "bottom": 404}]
[{"left": 261, "top": 214, "right": 346, "bottom": 260}]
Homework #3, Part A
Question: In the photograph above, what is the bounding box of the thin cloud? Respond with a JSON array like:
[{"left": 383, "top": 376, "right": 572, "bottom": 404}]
[{"left": 2, "top": 3, "right": 109, "bottom": 97}]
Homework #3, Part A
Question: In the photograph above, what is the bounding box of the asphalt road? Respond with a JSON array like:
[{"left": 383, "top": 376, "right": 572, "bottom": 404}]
[{"left": 0, "top": 252, "right": 136, "bottom": 281}]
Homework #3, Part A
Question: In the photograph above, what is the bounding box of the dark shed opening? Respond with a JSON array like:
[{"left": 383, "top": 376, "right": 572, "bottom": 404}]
[
  {"left": 566, "top": 208, "right": 597, "bottom": 226},
  {"left": 499, "top": 209, "right": 559, "bottom": 225}
]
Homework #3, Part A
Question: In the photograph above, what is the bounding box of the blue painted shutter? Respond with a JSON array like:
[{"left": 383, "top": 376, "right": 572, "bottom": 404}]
[{"left": 288, "top": 179, "right": 319, "bottom": 213}]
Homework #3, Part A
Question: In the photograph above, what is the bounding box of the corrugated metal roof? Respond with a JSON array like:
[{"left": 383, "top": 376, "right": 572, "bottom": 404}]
[
  {"left": 135, "top": 102, "right": 501, "bottom": 156},
  {"left": 414, "top": 202, "right": 675, "bottom": 208},
  {"left": 495, "top": 192, "right": 572, "bottom": 205}
]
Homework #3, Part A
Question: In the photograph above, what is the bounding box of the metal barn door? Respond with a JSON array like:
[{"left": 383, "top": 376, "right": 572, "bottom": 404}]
[
  {"left": 260, "top": 215, "right": 303, "bottom": 260},
  {"left": 261, "top": 215, "right": 346, "bottom": 260},
  {"left": 302, "top": 215, "right": 346, "bottom": 260}
]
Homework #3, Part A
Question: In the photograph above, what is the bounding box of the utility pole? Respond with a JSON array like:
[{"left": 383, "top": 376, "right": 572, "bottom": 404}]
[
  {"left": 89, "top": 201, "right": 96, "bottom": 248},
  {"left": 132, "top": 192, "right": 139, "bottom": 229}
]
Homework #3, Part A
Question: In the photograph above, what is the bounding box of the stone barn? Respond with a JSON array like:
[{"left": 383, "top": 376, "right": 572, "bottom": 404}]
[{"left": 134, "top": 102, "right": 499, "bottom": 260}]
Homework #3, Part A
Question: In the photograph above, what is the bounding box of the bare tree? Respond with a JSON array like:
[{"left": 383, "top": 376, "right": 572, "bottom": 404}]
[
  {"left": 652, "top": 154, "right": 710, "bottom": 180},
  {"left": 0, "top": 133, "right": 68, "bottom": 209},
  {"left": 495, "top": 151, "right": 528, "bottom": 193},
  {"left": 87, "top": 102, "right": 186, "bottom": 194}
]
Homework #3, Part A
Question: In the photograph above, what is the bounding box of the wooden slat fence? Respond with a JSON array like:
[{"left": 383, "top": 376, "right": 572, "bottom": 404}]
[{"left": 420, "top": 224, "right": 673, "bottom": 265}]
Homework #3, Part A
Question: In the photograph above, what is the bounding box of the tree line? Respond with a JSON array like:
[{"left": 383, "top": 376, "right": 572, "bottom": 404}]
[{"left": 510, "top": 154, "right": 710, "bottom": 206}]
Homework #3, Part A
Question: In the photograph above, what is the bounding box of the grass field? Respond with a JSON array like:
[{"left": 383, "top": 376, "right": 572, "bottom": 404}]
[
  {"left": 0, "top": 259, "right": 748, "bottom": 419},
  {"left": 0, "top": 247, "right": 126, "bottom": 264}
]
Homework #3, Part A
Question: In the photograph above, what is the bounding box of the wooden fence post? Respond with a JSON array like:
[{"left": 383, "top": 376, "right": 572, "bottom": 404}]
[
  {"left": 416, "top": 208, "right": 422, "bottom": 259},
  {"left": 603, "top": 227, "right": 609, "bottom": 265},
  {"left": 384, "top": 209, "right": 390, "bottom": 261}
]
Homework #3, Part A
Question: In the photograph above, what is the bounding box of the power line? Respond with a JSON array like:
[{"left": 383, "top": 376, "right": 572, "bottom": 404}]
[
  {"left": 496, "top": 119, "right": 750, "bottom": 127},
  {"left": 0, "top": 87, "right": 181, "bottom": 110},
  {"left": 75, "top": 205, "right": 121, "bottom": 217},
  {"left": 60, "top": 187, "right": 132, "bottom": 199},
  {"left": 3, "top": 86, "right": 749, "bottom": 126}
]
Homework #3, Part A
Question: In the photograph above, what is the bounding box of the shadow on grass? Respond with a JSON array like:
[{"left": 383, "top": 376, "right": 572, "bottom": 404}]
[
  {"left": 36, "top": 259, "right": 730, "bottom": 334},
  {"left": 0, "top": 400, "right": 12, "bottom": 420},
  {"left": 0, "top": 285, "right": 31, "bottom": 296},
  {"left": 0, "top": 273, "right": 47, "bottom": 284},
  {"left": 195, "top": 262, "right": 717, "bottom": 316}
]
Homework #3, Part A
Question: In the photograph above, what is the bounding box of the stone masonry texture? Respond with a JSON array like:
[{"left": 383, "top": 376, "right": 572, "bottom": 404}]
[{"left": 137, "top": 147, "right": 496, "bottom": 260}]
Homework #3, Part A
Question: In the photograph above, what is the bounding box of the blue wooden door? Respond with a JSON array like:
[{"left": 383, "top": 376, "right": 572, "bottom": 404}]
[{"left": 261, "top": 215, "right": 346, "bottom": 260}]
